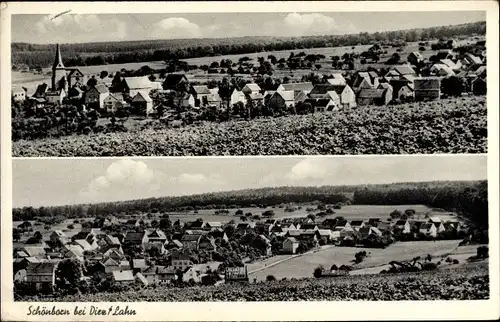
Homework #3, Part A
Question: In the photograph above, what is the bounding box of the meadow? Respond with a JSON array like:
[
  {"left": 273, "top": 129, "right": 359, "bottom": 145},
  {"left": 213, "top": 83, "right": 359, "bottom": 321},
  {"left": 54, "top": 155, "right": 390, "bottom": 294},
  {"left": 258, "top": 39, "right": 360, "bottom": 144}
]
[{"left": 249, "top": 240, "right": 463, "bottom": 281}]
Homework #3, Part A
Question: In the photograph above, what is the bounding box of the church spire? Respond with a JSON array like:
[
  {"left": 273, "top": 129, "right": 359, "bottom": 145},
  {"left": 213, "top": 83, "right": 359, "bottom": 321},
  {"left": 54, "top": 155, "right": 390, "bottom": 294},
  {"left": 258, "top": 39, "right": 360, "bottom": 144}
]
[{"left": 53, "top": 44, "right": 65, "bottom": 70}]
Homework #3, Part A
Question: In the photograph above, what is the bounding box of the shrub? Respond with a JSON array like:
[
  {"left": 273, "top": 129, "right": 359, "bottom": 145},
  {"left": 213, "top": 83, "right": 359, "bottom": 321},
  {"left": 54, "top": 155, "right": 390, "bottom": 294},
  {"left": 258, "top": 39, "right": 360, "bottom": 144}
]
[
  {"left": 452, "top": 259, "right": 459, "bottom": 264},
  {"left": 354, "top": 251, "right": 368, "bottom": 264},
  {"left": 313, "top": 265, "right": 324, "bottom": 278},
  {"left": 477, "top": 246, "right": 489, "bottom": 258},
  {"left": 266, "top": 275, "right": 277, "bottom": 282},
  {"left": 445, "top": 257, "right": 453, "bottom": 263},
  {"left": 421, "top": 262, "right": 438, "bottom": 271}
]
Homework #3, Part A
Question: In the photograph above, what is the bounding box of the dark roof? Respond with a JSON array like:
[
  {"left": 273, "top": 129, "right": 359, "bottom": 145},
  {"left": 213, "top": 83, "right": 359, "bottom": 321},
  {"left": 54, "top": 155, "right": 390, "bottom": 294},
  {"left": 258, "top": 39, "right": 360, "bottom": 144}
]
[
  {"left": 315, "top": 99, "right": 333, "bottom": 108},
  {"left": 191, "top": 85, "right": 211, "bottom": 95},
  {"left": 93, "top": 84, "right": 109, "bottom": 94},
  {"left": 391, "top": 65, "right": 415, "bottom": 76},
  {"left": 350, "top": 220, "right": 364, "bottom": 226},
  {"left": 27, "top": 262, "right": 56, "bottom": 274},
  {"left": 124, "top": 232, "right": 146, "bottom": 243},
  {"left": 310, "top": 84, "right": 346, "bottom": 95},
  {"left": 181, "top": 234, "right": 202, "bottom": 242},
  {"left": 358, "top": 88, "right": 385, "bottom": 98},
  {"left": 414, "top": 77, "right": 441, "bottom": 90},
  {"left": 300, "top": 223, "right": 317, "bottom": 230},
  {"left": 395, "top": 220, "right": 408, "bottom": 226},
  {"left": 281, "top": 82, "right": 314, "bottom": 92}
]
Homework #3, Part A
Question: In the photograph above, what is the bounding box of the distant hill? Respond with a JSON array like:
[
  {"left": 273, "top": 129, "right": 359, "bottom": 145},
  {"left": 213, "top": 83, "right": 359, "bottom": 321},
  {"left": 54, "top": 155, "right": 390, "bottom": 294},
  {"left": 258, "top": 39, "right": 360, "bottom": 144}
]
[
  {"left": 13, "top": 180, "right": 487, "bottom": 228},
  {"left": 11, "top": 21, "right": 485, "bottom": 69}
]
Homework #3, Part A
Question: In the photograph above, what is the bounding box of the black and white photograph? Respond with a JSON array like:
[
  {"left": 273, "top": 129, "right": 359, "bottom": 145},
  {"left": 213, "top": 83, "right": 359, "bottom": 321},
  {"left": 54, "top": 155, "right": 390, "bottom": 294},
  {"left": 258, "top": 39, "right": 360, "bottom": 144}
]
[
  {"left": 10, "top": 10, "right": 488, "bottom": 156},
  {"left": 11, "top": 155, "right": 489, "bottom": 302},
  {"left": 1, "top": 1, "right": 499, "bottom": 321}
]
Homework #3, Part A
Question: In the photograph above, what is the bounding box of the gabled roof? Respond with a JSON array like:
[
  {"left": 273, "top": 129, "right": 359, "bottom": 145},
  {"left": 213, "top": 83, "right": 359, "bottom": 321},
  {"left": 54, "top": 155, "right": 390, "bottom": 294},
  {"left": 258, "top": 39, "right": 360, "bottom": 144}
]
[
  {"left": 102, "top": 257, "right": 120, "bottom": 267},
  {"left": 394, "top": 220, "right": 408, "bottom": 226},
  {"left": 280, "top": 82, "right": 314, "bottom": 92},
  {"left": 123, "top": 76, "right": 152, "bottom": 90},
  {"left": 310, "top": 84, "right": 347, "bottom": 96},
  {"left": 105, "top": 93, "right": 125, "bottom": 102},
  {"left": 148, "top": 229, "right": 167, "bottom": 239},
  {"left": 242, "top": 83, "right": 261, "bottom": 92},
  {"left": 350, "top": 220, "right": 364, "bottom": 227},
  {"left": 132, "top": 91, "right": 152, "bottom": 103},
  {"left": 168, "top": 240, "right": 183, "bottom": 248},
  {"left": 132, "top": 259, "right": 148, "bottom": 269},
  {"left": 112, "top": 270, "right": 134, "bottom": 282},
  {"left": 391, "top": 65, "right": 416, "bottom": 76},
  {"left": 52, "top": 230, "right": 66, "bottom": 238},
  {"left": 124, "top": 232, "right": 146, "bottom": 243},
  {"left": 273, "top": 90, "right": 295, "bottom": 101},
  {"left": 93, "top": 84, "right": 109, "bottom": 94},
  {"left": 191, "top": 85, "right": 211, "bottom": 95},
  {"left": 247, "top": 92, "right": 265, "bottom": 100},
  {"left": 285, "top": 237, "right": 298, "bottom": 243},
  {"left": 414, "top": 77, "right": 441, "bottom": 90},
  {"left": 135, "top": 272, "right": 148, "bottom": 285},
  {"left": 181, "top": 234, "right": 202, "bottom": 242},
  {"left": 27, "top": 262, "right": 57, "bottom": 275},
  {"left": 74, "top": 239, "right": 92, "bottom": 251},
  {"left": 23, "top": 246, "right": 46, "bottom": 257},
  {"left": 12, "top": 86, "right": 25, "bottom": 93},
  {"left": 465, "top": 53, "right": 482, "bottom": 65}
]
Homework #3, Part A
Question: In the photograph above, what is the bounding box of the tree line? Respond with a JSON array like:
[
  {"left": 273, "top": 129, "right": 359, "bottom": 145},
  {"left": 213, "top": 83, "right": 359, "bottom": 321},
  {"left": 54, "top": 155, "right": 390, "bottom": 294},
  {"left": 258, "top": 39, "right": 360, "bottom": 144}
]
[
  {"left": 12, "top": 21, "right": 485, "bottom": 69},
  {"left": 13, "top": 180, "right": 487, "bottom": 227}
]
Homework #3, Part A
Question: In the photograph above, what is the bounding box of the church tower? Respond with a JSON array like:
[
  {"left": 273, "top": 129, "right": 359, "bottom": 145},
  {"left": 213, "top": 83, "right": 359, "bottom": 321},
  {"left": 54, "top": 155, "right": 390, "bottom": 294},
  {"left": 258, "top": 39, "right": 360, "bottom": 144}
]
[{"left": 51, "top": 44, "right": 68, "bottom": 92}]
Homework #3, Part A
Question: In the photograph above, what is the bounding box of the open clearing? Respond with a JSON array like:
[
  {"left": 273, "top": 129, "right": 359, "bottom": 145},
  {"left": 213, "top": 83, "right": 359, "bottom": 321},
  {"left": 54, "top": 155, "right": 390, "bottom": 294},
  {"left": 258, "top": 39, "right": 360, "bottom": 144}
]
[{"left": 249, "top": 240, "right": 461, "bottom": 281}]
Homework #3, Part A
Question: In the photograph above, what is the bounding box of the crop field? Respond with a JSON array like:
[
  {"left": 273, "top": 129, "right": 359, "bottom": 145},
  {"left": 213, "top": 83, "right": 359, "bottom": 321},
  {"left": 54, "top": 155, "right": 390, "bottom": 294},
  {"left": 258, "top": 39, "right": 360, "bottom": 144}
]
[
  {"left": 249, "top": 240, "right": 462, "bottom": 281},
  {"left": 12, "top": 95, "right": 487, "bottom": 157},
  {"left": 20, "top": 263, "right": 488, "bottom": 301}
]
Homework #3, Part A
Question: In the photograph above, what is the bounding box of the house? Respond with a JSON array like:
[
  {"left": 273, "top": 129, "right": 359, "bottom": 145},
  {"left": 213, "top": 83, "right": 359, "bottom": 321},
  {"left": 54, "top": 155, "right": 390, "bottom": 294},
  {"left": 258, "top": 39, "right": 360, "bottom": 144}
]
[
  {"left": 14, "top": 268, "right": 27, "bottom": 282},
  {"left": 282, "top": 237, "right": 299, "bottom": 254},
  {"left": 123, "top": 232, "right": 148, "bottom": 246},
  {"left": 134, "top": 272, "right": 149, "bottom": 286},
  {"left": 385, "top": 65, "right": 416, "bottom": 81},
  {"left": 335, "top": 227, "right": 355, "bottom": 238},
  {"left": 180, "top": 234, "right": 202, "bottom": 250},
  {"left": 461, "top": 53, "right": 483, "bottom": 68},
  {"left": 147, "top": 229, "right": 167, "bottom": 243},
  {"left": 419, "top": 223, "right": 438, "bottom": 238},
  {"left": 141, "top": 265, "right": 159, "bottom": 284},
  {"left": 162, "top": 74, "right": 189, "bottom": 91},
  {"left": 414, "top": 77, "right": 441, "bottom": 101},
  {"left": 390, "top": 80, "right": 414, "bottom": 101},
  {"left": 309, "top": 98, "right": 337, "bottom": 113},
  {"left": 230, "top": 89, "right": 247, "bottom": 107},
  {"left": 12, "top": 86, "right": 26, "bottom": 102},
  {"left": 393, "top": 220, "right": 411, "bottom": 234},
  {"left": 407, "top": 52, "right": 424, "bottom": 65},
  {"left": 50, "top": 230, "right": 67, "bottom": 244},
  {"left": 45, "top": 89, "right": 66, "bottom": 105},
  {"left": 349, "top": 220, "right": 365, "bottom": 231},
  {"left": 26, "top": 262, "right": 57, "bottom": 291},
  {"left": 64, "top": 245, "right": 84, "bottom": 260},
  {"left": 472, "top": 77, "right": 486, "bottom": 95},
  {"left": 103, "top": 93, "right": 126, "bottom": 113},
  {"left": 131, "top": 259, "right": 148, "bottom": 274},
  {"left": 199, "top": 236, "right": 217, "bottom": 252},
  {"left": 207, "top": 89, "right": 222, "bottom": 108},
  {"left": 103, "top": 248, "right": 125, "bottom": 261},
  {"left": 326, "top": 73, "right": 346, "bottom": 86},
  {"left": 112, "top": 270, "right": 135, "bottom": 284},
  {"left": 181, "top": 93, "right": 196, "bottom": 108},
  {"left": 429, "top": 217, "right": 446, "bottom": 233},
  {"left": 352, "top": 71, "right": 380, "bottom": 92},
  {"left": 436, "top": 50, "right": 454, "bottom": 60},
  {"left": 357, "top": 88, "right": 392, "bottom": 106},
  {"left": 225, "top": 266, "right": 249, "bottom": 284},
  {"left": 241, "top": 83, "right": 261, "bottom": 95},
  {"left": 205, "top": 222, "right": 223, "bottom": 231},
  {"left": 277, "top": 82, "right": 314, "bottom": 94},
  {"left": 131, "top": 91, "right": 153, "bottom": 115},
  {"left": 439, "top": 59, "right": 462, "bottom": 72},
  {"left": 245, "top": 91, "right": 265, "bottom": 105},
  {"left": 166, "top": 239, "right": 183, "bottom": 250},
  {"left": 67, "top": 68, "right": 86, "bottom": 89},
  {"left": 334, "top": 220, "right": 351, "bottom": 230},
  {"left": 73, "top": 239, "right": 95, "bottom": 252},
  {"left": 316, "top": 229, "right": 334, "bottom": 241},
  {"left": 171, "top": 252, "right": 193, "bottom": 271},
  {"left": 300, "top": 223, "right": 319, "bottom": 231},
  {"left": 122, "top": 76, "right": 152, "bottom": 97},
  {"left": 191, "top": 85, "right": 211, "bottom": 107},
  {"left": 358, "top": 226, "right": 383, "bottom": 239},
  {"left": 157, "top": 266, "right": 177, "bottom": 284},
  {"left": 430, "top": 64, "right": 455, "bottom": 77},
  {"left": 268, "top": 90, "right": 295, "bottom": 112},
  {"left": 84, "top": 84, "right": 109, "bottom": 109},
  {"left": 309, "top": 84, "right": 356, "bottom": 108}
]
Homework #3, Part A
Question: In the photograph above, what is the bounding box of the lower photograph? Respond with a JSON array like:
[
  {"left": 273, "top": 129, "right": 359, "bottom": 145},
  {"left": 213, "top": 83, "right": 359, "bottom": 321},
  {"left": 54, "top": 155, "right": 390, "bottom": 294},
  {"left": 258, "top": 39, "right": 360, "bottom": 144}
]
[{"left": 11, "top": 154, "right": 489, "bottom": 302}]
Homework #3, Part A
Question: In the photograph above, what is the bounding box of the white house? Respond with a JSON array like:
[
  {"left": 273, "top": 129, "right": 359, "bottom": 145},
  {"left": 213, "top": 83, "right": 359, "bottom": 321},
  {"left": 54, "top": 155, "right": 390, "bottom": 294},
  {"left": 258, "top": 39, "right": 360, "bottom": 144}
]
[
  {"left": 241, "top": 83, "right": 261, "bottom": 95},
  {"left": 45, "top": 89, "right": 66, "bottom": 105},
  {"left": 269, "top": 90, "right": 295, "bottom": 112},
  {"left": 103, "top": 93, "right": 126, "bottom": 113},
  {"left": 122, "top": 76, "right": 153, "bottom": 97},
  {"left": 230, "top": 89, "right": 247, "bottom": 107},
  {"left": 12, "top": 86, "right": 26, "bottom": 102},
  {"left": 419, "top": 223, "right": 437, "bottom": 238},
  {"left": 282, "top": 237, "right": 299, "bottom": 254},
  {"left": 326, "top": 73, "right": 346, "bottom": 86},
  {"left": 309, "top": 84, "right": 356, "bottom": 108},
  {"left": 131, "top": 91, "right": 153, "bottom": 115}
]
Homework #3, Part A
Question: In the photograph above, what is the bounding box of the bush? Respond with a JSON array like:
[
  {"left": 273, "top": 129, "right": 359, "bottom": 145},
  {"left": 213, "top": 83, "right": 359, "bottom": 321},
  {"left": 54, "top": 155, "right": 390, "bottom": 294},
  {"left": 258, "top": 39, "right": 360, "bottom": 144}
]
[
  {"left": 266, "top": 275, "right": 277, "bottom": 282},
  {"left": 452, "top": 259, "right": 459, "bottom": 264},
  {"left": 354, "top": 251, "right": 368, "bottom": 264},
  {"left": 313, "top": 265, "right": 324, "bottom": 278},
  {"left": 421, "top": 262, "right": 438, "bottom": 271},
  {"left": 477, "top": 246, "right": 489, "bottom": 258},
  {"left": 445, "top": 257, "right": 453, "bottom": 263}
]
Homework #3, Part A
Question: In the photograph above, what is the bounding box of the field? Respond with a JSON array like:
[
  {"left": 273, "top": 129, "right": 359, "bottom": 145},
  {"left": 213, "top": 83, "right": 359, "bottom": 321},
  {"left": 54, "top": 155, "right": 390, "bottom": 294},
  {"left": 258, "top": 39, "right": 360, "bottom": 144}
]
[
  {"left": 248, "top": 240, "right": 462, "bottom": 281},
  {"left": 18, "top": 262, "right": 488, "bottom": 301},
  {"left": 12, "top": 95, "right": 487, "bottom": 157}
]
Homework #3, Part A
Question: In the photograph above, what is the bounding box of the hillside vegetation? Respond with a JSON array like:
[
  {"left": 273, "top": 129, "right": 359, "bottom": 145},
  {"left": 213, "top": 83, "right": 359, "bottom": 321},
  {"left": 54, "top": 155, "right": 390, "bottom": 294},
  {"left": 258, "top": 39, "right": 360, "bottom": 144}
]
[
  {"left": 12, "top": 21, "right": 485, "bottom": 69},
  {"left": 17, "top": 263, "right": 488, "bottom": 301}
]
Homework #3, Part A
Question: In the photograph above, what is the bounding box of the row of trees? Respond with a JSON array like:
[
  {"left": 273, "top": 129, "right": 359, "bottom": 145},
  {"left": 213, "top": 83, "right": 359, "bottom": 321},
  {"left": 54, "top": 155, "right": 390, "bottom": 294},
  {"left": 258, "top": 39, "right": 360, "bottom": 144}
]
[{"left": 12, "top": 22, "right": 485, "bottom": 69}]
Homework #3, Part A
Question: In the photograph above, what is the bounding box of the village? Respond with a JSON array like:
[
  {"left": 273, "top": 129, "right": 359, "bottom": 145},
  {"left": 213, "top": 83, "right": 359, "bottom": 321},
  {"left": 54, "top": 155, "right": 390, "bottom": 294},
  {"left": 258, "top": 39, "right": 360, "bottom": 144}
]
[
  {"left": 13, "top": 200, "right": 470, "bottom": 297},
  {"left": 11, "top": 37, "right": 487, "bottom": 140}
]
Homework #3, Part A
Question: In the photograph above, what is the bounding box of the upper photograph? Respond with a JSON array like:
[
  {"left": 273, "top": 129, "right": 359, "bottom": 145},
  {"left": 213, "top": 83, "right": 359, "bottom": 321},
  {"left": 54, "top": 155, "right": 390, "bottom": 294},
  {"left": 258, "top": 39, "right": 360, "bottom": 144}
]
[{"left": 11, "top": 11, "right": 487, "bottom": 157}]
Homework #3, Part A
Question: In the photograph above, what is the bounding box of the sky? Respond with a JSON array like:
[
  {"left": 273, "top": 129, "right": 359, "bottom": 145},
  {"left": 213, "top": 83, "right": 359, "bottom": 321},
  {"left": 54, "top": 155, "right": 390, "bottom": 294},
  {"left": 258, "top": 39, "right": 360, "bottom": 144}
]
[
  {"left": 11, "top": 11, "right": 485, "bottom": 44},
  {"left": 12, "top": 155, "right": 487, "bottom": 208}
]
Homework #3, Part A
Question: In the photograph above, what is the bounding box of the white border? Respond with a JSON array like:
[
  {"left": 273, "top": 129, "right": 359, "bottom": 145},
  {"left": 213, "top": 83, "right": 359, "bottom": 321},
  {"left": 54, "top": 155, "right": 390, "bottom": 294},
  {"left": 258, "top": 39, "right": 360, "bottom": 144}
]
[{"left": 2, "top": 1, "right": 499, "bottom": 321}]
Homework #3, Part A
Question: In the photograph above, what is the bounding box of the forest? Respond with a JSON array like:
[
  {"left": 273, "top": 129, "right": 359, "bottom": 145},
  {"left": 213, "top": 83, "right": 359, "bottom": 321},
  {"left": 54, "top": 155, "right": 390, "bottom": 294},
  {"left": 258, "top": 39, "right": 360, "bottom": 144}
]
[
  {"left": 13, "top": 180, "right": 488, "bottom": 228},
  {"left": 12, "top": 21, "right": 485, "bottom": 69}
]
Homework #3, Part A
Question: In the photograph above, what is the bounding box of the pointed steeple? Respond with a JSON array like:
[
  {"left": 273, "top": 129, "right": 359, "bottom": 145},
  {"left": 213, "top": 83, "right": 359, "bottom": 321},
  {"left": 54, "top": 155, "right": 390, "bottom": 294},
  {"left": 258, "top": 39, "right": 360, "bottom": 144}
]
[{"left": 53, "top": 44, "right": 65, "bottom": 70}]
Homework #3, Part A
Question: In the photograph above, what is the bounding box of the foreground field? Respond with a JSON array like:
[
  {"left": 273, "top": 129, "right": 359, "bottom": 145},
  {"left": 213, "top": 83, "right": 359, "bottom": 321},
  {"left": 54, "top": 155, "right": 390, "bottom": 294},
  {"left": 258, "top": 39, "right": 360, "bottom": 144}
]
[
  {"left": 20, "top": 263, "right": 488, "bottom": 301},
  {"left": 12, "top": 96, "right": 487, "bottom": 157},
  {"left": 249, "top": 240, "right": 461, "bottom": 281}
]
